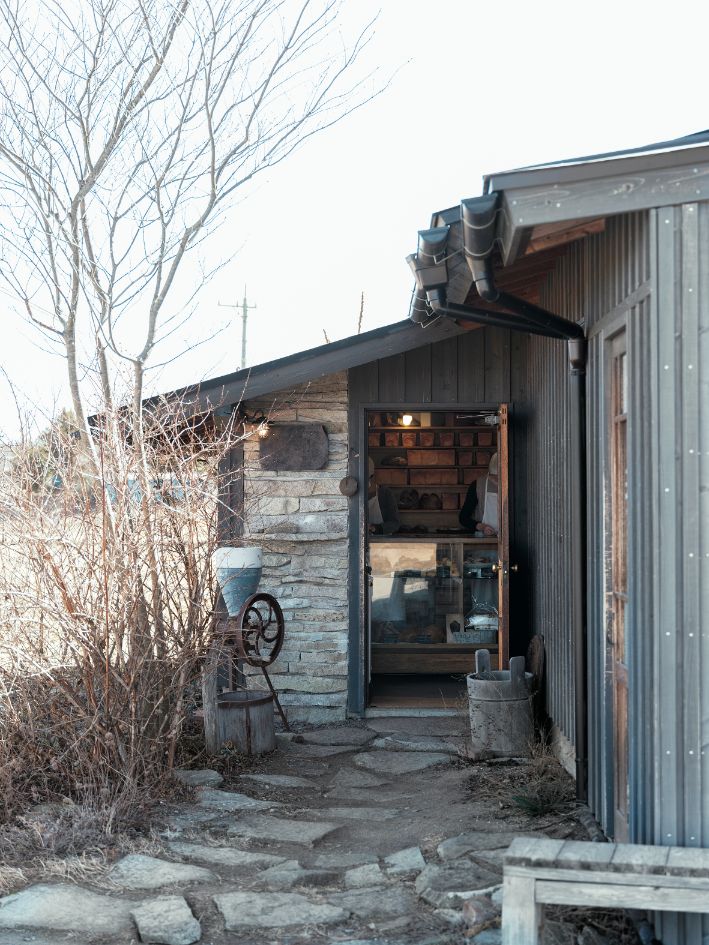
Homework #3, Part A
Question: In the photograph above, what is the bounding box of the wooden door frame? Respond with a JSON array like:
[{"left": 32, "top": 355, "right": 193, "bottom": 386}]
[
  {"left": 604, "top": 327, "right": 630, "bottom": 841},
  {"left": 346, "top": 400, "right": 507, "bottom": 715}
]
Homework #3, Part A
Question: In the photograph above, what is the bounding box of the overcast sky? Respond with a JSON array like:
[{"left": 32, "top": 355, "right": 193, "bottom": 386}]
[{"left": 2, "top": 0, "right": 707, "bottom": 435}]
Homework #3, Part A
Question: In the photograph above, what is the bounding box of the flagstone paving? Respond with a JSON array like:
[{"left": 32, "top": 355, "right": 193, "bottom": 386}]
[{"left": 0, "top": 715, "right": 600, "bottom": 945}]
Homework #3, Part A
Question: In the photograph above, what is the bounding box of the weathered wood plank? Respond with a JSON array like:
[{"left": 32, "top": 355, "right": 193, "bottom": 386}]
[
  {"left": 457, "top": 329, "right": 485, "bottom": 402},
  {"left": 431, "top": 335, "right": 458, "bottom": 403},
  {"left": 501, "top": 874, "right": 543, "bottom": 945},
  {"left": 404, "top": 345, "right": 432, "bottom": 402},
  {"left": 505, "top": 865, "right": 709, "bottom": 889},
  {"left": 525, "top": 218, "right": 606, "bottom": 255},
  {"left": 378, "top": 353, "right": 406, "bottom": 403},
  {"left": 667, "top": 846, "right": 709, "bottom": 874},
  {"left": 555, "top": 841, "right": 614, "bottom": 868},
  {"left": 484, "top": 328, "right": 511, "bottom": 403},
  {"left": 610, "top": 842, "right": 669, "bottom": 871},
  {"left": 498, "top": 159, "right": 709, "bottom": 264},
  {"left": 534, "top": 879, "right": 709, "bottom": 912},
  {"left": 504, "top": 837, "right": 565, "bottom": 866}
]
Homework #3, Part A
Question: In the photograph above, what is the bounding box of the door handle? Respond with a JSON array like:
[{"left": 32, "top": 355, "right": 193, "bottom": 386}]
[{"left": 492, "top": 562, "right": 519, "bottom": 575}]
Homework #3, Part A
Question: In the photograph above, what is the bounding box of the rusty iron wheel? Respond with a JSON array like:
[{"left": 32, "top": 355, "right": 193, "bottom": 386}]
[{"left": 235, "top": 592, "right": 285, "bottom": 668}]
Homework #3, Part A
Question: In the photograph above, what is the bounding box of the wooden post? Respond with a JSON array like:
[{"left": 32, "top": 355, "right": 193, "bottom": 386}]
[{"left": 502, "top": 874, "right": 543, "bottom": 945}]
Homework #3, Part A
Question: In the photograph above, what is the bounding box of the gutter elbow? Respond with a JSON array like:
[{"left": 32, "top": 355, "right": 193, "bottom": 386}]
[
  {"left": 426, "top": 287, "right": 447, "bottom": 313},
  {"left": 471, "top": 259, "right": 499, "bottom": 302}
]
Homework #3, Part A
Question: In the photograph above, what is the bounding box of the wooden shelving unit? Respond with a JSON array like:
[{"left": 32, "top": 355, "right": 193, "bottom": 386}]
[{"left": 368, "top": 412, "right": 496, "bottom": 518}]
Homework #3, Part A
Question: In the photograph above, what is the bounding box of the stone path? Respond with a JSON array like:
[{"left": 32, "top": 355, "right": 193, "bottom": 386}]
[{"left": 0, "top": 715, "right": 596, "bottom": 945}]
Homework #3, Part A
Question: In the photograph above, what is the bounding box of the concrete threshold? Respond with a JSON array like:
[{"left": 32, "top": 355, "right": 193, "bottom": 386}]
[{"left": 361, "top": 707, "right": 459, "bottom": 718}]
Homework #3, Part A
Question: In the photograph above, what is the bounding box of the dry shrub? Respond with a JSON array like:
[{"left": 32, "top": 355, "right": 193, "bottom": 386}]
[
  {"left": 466, "top": 741, "right": 575, "bottom": 819},
  {"left": 0, "top": 404, "right": 244, "bottom": 827}
]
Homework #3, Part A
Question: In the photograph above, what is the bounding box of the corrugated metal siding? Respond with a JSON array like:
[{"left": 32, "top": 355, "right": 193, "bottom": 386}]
[
  {"left": 532, "top": 214, "right": 652, "bottom": 831},
  {"left": 649, "top": 203, "right": 709, "bottom": 945},
  {"left": 531, "top": 206, "right": 709, "bottom": 944},
  {"left": 513, "top": 332, "right": 577, "bottom": 751}
]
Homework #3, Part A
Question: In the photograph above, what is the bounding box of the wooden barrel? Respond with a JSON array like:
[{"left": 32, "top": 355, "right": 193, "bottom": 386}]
[
  {"left": 466, "top": 651, "right": 533, "bottom": 759},
  {"left": 216, "top": 690, "right": 275, "bottom": 756}
]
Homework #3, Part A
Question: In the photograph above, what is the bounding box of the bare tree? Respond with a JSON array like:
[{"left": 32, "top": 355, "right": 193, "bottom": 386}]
[
  {"left": 0, "top": 0, "right": 379, "bottom": 443},
  {"left": 0, "top": 0, "right": 381, "bottom": 825}
]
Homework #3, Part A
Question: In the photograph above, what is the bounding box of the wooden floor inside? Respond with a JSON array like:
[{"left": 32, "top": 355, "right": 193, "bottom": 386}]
[{"left": 368, "top": 673, "right": 467, "bottom": 709}]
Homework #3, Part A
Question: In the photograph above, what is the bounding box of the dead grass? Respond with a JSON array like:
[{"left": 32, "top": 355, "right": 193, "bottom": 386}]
[
  {"left": 465, "top": 740, "right": 576, "bottom": 819},
  {"left": 547, "top": 906, "right": 644, "bottom": 944},
  {"left": 0, "top": 794, "right": 177, "bottom": 895}
]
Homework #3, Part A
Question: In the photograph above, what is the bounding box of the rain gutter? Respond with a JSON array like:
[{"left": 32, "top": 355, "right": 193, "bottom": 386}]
[{"left": 407, "top": 194, "right": 589, "bottom": 800}]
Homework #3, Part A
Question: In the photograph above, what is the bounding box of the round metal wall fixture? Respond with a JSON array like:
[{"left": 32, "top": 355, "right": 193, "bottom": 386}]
[{"left": 339, "top": 476, "right": 358, "bottom": 497}]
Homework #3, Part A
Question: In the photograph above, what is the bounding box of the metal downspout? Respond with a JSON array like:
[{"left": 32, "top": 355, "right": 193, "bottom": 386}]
[{"left": 569, "top": 338, "right": 588, "bottom": 801}]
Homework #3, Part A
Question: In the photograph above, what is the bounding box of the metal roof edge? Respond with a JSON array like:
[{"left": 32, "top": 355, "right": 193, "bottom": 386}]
[
  {"left": 483, "top": 136, "right": 709, "bottom": 193},
  {"left": 151, "top": 316, "right": 468, "bottom": 412}
]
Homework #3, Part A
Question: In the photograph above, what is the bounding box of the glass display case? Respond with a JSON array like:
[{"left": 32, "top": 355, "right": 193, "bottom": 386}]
[{"left": 370, "top": 538, "right": 501, "bottom": 673}]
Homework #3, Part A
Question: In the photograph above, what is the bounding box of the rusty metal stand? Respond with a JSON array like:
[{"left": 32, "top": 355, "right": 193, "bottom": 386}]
[{"left": 231, "top": 592, "right": 290, "bottom": 731}]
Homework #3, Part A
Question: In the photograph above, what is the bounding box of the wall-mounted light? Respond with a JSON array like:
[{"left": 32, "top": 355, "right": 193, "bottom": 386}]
[
  {"left": 257, "top": 421, "right": 270, "bottom": 439},
  {"left": 401, "top": 414, "right": 414, "bottom": 427}
]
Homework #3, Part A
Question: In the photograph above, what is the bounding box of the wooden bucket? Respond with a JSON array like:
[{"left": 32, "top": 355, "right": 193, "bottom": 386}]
[
  {"left": 466, "top": 651, "right": 533, "bottom": 759},
  {"left": 216, "top": 690, "right": 275, "bottom": 756}
]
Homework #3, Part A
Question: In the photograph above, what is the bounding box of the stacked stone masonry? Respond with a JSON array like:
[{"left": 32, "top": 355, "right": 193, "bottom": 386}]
[{"left": 241, "top": 372, "right": 349, "bottom": 723}]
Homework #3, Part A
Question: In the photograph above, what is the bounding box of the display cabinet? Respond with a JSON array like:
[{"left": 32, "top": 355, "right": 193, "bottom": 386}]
[{"left": 369, "top": 537, "right": 502, "bottom": 673}]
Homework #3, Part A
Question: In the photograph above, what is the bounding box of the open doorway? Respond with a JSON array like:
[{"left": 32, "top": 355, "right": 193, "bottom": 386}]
[{"left": 365, "top": 406, "right": 510, "bottom": 709}]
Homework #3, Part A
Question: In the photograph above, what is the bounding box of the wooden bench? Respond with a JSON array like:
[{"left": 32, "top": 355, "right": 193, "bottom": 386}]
[{"left": 502, "top": 837, "right": 709, "bottom": 945}]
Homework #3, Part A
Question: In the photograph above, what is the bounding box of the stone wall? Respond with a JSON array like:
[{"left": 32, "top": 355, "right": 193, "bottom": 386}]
[{"left": 240, "top": 371, "right": 350, "bottom": 724}]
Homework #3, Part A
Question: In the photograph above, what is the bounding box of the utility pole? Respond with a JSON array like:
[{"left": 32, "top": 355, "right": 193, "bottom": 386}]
[{"left": 219, "top": 286, "right": 256, "bottom": 370}]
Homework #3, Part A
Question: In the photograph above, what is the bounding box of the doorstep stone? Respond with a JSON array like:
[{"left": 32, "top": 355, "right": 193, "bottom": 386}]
[
  {"left": 227, "top": 813, "right": 339, "bottom": 846},
  {"left": 197, "top": 788, "right": 281, "bottom": 812},
  {"left": 364, "top": 716, "right": 465, "bottom": 736},
  {"left": 370, "top": 735, "right": 458, "bottom": 754},
  {"left": 109, "top": 854, "right": 216, "bottom": 890},
  {"left": 354, "top": 751, "right": 450, "bottom": 774},
  {"left": 0, "top": 884, "right": 137, "bottom": 934},
  {"left": 167, "top": 841, "right": 285, "bottom": 869},
  {"left": 277, "top": 741, "right": 358, "bottom": 758},
  {"left": 301, "top": 727, "right": 376, "bottom": 746},
  {"left": 131, "top": 895, "right": 201, "bottom": 945},
  {"left": 213, "top": 890, "right": 347, "bottom": 928}
]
